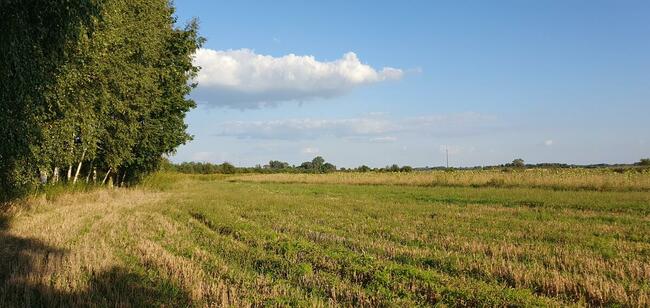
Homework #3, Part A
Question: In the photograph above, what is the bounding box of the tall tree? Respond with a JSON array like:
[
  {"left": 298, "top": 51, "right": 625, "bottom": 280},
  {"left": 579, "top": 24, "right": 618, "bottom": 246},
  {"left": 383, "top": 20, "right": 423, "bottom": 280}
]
[{"left": 0, "top": 0, "right": 201, "bottom": 200}]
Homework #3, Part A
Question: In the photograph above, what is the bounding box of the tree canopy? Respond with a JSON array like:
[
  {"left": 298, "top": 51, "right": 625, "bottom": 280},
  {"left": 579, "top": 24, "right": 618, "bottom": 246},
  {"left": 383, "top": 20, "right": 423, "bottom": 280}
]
[{"left": 0, "top": 0, "right": 202, "bottom": 201}]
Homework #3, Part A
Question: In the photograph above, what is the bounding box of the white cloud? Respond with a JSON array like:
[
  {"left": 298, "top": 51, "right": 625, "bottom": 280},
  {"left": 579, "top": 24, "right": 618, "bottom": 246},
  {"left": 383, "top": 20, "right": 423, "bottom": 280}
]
[
  {"left": 369, "top": 136, "right": 398, "bottom": 143},
  {"left": 192, "top": 48, "right": 403, "bottom": 108},
  {"left": 213, "top": 112, "right": 501, "bottom": 140},
  {"left": 215, "top": 118, "right": 395, "bottom": 139},
  {"left": 545, "top": 139, "right": 554, "bottom": 146},
  {"left": 301, "top": 147, "right": 320, "bottom": 155}
]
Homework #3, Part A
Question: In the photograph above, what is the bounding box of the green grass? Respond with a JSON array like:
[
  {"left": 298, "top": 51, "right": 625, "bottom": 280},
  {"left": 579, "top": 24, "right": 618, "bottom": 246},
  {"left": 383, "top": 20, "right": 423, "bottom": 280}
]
[{"left": 1, "top": 172, "right": 649, "bottom": 306}]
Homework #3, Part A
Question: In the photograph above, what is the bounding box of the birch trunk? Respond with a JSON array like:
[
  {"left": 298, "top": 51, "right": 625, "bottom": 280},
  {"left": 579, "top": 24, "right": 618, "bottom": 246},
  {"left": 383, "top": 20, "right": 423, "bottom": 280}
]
[
  {"left": 102, "top": 167, "right": 112, "bottom": 185},
  {"left": 92, "top": 168, "right": 97, "bottom": 184},
  {"left": 73, "top": 148, "right": 87, "bottom": 184},
  {"left": 66, "top": 165, "right": 72, "bottom": 182},
  {"left": 53, "top": 167, "right": 59, "bottom": 183},
  {"left": 120, "top": 171, "right": 127, "bottom": 187},
  {"left": 86, "top": 160, "right": 94, "bottom": 183}
]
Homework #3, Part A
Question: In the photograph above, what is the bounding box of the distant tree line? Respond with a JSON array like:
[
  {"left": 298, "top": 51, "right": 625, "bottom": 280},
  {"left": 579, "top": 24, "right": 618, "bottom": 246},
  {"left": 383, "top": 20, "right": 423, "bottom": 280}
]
[
  {"left": 166, "top": 156, "right": 650, "bottom": 175},
  {"left": 1, "top": 1, "right": 201, "bottom": 201},
  {"left": 166, "top": 157, "right": 416, "bottom": 174}
]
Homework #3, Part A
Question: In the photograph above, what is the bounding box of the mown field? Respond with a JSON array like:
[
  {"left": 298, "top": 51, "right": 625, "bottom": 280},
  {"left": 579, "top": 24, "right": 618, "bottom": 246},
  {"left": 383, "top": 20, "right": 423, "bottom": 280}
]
[{"left": 1, "top": 170, "right": 649, "bottom": 306}]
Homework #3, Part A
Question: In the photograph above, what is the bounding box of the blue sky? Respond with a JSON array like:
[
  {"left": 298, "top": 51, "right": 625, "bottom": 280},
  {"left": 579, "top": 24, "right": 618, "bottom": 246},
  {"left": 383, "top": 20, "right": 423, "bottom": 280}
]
[{"left": 171, "top": 1, "right": 650, "bottom": 167}]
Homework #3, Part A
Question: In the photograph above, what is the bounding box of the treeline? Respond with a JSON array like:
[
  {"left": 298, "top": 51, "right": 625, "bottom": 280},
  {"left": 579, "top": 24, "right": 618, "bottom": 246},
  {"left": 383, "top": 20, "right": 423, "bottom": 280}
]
[
  {"left": 414, "top": 158, "right": 650, "bottom": 171},
  {"left": 167, "top": 157, "right": 415, "bottom": 174},
  {"left": 0, "top": 0, "right": 201, "bottom": 201},
  {"left": 167, "top": 157, "right": 650, "bottom": 175}
]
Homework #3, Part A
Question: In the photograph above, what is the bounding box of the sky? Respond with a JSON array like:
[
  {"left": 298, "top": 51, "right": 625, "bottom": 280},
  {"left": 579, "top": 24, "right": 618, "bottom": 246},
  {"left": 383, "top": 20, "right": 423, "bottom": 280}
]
[{"left": 170, "top": 0, "right": 650, "bottom": 168}]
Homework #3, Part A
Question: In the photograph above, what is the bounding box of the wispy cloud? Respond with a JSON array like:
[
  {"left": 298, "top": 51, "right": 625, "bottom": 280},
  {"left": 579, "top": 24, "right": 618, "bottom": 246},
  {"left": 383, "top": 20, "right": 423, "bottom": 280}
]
[
  {"left": 369, "top": 136, "right": 398, "bottom": 143},
  {"left": 301, "top": 147, "right": 320, "bottom": 154},
  {"left": 192, "top": 48, "right": 403, "bottom": 109},
  {"left": 213, "top": 112, "right": 501, "bottom": 140},
  {"left": 214, "top": 118, "right": 395, "bottom": 140}
]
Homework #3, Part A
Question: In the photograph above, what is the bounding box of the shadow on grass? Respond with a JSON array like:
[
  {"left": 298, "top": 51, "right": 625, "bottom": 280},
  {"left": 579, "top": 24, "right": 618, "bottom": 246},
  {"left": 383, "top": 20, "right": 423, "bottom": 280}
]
[{"left": 0, "top": 215, "right": 192, "bottom": 306}]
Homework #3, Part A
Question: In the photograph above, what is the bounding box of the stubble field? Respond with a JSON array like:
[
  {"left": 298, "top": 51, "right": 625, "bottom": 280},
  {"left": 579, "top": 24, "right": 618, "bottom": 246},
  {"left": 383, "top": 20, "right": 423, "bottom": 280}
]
[{"left": 1, "top": 170, "right": 649, "bottom": 306}]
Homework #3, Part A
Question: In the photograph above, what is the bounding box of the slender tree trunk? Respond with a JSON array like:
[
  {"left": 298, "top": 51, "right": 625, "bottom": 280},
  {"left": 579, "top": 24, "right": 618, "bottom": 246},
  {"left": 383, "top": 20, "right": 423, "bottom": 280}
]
[
  {"left": 66, "top": 165, "right": 72, "bottom": 182},
  {"left": 120, "top": 171, "right": 127, "bottom": 187},
  {"left": 53, "top": 167, "right": 59, "bottom": 183},
  {"left": 102, "top": 167, "right": 112, "bottom": 185},
  {"left": 73, "top": 148, "right": 87, "bottom": 184},
  {"left": 92, "top": 168, "right": 97, "bottom": 184},
  {"left": 86, "top": 160, "right": 94, "bottom": 183}
]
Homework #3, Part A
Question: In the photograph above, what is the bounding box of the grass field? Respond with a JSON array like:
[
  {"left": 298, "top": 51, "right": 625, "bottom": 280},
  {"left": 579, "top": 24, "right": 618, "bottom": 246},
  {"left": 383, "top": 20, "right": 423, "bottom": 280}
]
[{"left": 1, "top": 171, "right": 649, "bottom": 306}]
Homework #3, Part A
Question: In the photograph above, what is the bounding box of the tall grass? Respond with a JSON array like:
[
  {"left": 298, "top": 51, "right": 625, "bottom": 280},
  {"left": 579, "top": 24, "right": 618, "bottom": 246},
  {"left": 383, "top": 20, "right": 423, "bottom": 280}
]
[{"left": 230, "top": 168, "right": 650, "bottom": 191}]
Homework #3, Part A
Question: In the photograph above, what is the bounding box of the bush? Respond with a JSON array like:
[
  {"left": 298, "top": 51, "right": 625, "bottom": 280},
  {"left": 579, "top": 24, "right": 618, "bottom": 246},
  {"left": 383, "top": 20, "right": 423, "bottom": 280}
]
[
  {"left": 357, "top": 165, "right": 371, "bottom": 172},
  {"left": 220, "top": 162, "right": 237, "bottom": 174}
]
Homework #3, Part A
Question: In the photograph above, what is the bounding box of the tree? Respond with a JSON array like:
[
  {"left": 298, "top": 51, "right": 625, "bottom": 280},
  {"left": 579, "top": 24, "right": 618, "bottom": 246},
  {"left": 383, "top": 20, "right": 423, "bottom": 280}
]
[
  {"left": 638, "top": 158, "right": 650, "bottom": 166},
  {"left": 512, "top": 159, "right": 525, "bottom": 168},
  {"left": 400, "top": 166, "right": 413, "bottom": 172},
  {"left": 269, "top": 160, "right": 289, "bottom": 169},
  {"left": 357, "top": 165, "right": 371, "bottom": 172},
  {"left": 321, "top": 163, "right": 337, "bottom": 173},
  {"left": 220, "top": 162, "right": 237, "bottom": 174},
  {"left": 299, "top": 162, "right": 314, "bottom": 170},
  {"left": 387, "top": 164, "right": 401, "bottom": 172},
  {"left": 0, "top": 0, "right": 201, "bottom": 199},
  {"left": 311, "top": 156, "right": 325, "bottom": 170}
]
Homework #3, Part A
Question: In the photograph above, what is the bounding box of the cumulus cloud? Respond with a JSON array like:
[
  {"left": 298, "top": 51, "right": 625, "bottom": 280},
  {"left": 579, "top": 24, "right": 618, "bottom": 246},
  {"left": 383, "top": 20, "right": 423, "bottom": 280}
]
[
  {"left": 192, "top": 48, "right": 403, "bottom": 108},
  {"left": 213, "top": 112, "right": 500, "bottom": 140}
]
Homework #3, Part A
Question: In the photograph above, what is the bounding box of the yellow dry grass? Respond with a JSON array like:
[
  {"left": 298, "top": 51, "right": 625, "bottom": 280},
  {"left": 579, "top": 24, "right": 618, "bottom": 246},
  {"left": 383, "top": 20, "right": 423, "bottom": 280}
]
[
  {"left": 0, "top": 189, "right": 246, "bottom": 307},
  {"left": 230, "top": 168, "right": 650, "bottom": 191}
]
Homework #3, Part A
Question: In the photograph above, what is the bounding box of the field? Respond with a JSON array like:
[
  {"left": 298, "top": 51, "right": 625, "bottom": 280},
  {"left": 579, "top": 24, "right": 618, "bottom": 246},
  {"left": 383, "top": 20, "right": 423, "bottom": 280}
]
[{"left": 1, "top": 170, "right": 649, "bottom": 306}]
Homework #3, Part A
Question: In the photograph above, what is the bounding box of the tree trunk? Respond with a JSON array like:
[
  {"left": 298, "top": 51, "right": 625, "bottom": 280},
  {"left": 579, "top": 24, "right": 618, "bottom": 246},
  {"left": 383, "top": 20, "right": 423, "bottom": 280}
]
[
  {"left": 102, "top": 167, "right": 112, "bottom": 185},
  {"left": 53, "top": 167, "right": 59, "bottom": 183},
  {"left": 73, "top": 148, "right": 87, "bottom": 184},
  {"left": 86, "top": 160, "right": 94, "bottom": 183},
  {"left": 92, "top": 168, "right": 97, "bottom": 184},
  {"left": 120, "top": 171, "right": 127, "bottom": 187},
  {"left": 67, "top": 165, "right": 72, "bottom": 182}
]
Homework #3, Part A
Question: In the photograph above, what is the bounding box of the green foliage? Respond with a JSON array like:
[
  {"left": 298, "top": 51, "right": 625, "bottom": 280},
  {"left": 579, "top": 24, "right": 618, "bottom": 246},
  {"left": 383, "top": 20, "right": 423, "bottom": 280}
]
[
  {"left": 0, "top": 0, "right": 201, "bottom": 200},
  {"left": 512, "top": 158, "right": 525, "bottom": 168},
  {"left": 268, "top": 160, "right": 290, "bottom": 169},
  {"left": 638, "top": 158, "right": 650, "bottom": 166},
  {"left": 357, "top": 165, "right": 371, "bottom": 172},
  {"left": 380, "top": 164, "right": 413, "bottom": 172},
  {"left": 321, "top": 162, "right": 337, "bottom": 173},
  {"left": 219, "top": 162, "right": 237, "bottom": 174},
  {"left": 311, "top": 156, "right": 325, "bottom": 170}
]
